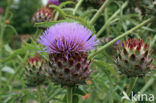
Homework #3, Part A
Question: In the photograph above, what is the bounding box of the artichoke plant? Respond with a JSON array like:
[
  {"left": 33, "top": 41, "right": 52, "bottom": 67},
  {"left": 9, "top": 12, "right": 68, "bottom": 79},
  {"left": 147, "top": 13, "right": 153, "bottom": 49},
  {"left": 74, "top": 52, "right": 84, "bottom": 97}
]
[
  {"left": 38, "top": 22, "right": 97, "bottom": 87},
  {"left": 32, "top": 8, "right": 53, "bottom": 23},
  {"left": 24, "top": 55, "right": 48, "bottom": 86},
  {"left": 115, "top": 38, "right": 153, "bottom": 77}
]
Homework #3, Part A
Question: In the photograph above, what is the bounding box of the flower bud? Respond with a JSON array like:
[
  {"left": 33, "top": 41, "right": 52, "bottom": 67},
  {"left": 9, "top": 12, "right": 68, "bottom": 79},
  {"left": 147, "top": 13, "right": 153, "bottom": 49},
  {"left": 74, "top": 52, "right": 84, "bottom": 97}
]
[
  {"left": 24, "top": 55, "right": 48, "bottom": 86},
  {"left": 115, "top": 38, "right": 153, "bottom": 77},
  {"left": 32, "top": 8, "right": 53, "bottom": 24}
]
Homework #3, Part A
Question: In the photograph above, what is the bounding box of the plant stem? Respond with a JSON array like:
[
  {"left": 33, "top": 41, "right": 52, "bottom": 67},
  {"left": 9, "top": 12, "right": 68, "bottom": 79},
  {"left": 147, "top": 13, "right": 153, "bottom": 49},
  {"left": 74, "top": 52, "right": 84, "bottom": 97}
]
[
  {"left": 0, "top": 66, "right": 2, "bottom": 92},
  {"left": 73, "top": 0, "right": 83, "bottom": 15},
  {"left": 88, "top": 17, "right": 154, "bottom": 59},
  {"left": 90, "top": 0, "right": 111, "bottom": 25},
  {"left": 67, "top": 86, "right": 73, "bottom": 103},
  {"left": 0, "top": 0, "right": 13, "bottom": 58},
  {"left": 37, "top": 85, "right": 43, "bottom": 103},
  {"left": 97, "top": 1, "right": 128, "bottom": 37},
  {"left": 54, "top": 12, "right": 59, "bottom": 21},
  {"left": 140, "top": 78, "right": 154, "bottom": 94},
  {"left": 127, "top": 78, "right": 137, "bottom": 96},
  {"left": 0, "top": 24, "right": 6, "bottom": 43},
  {"left": 122, "top": 78, "right": 137, "bottom": 103},
  {"left": 33, "top": 28, "right": 43, "bottom": 38}
]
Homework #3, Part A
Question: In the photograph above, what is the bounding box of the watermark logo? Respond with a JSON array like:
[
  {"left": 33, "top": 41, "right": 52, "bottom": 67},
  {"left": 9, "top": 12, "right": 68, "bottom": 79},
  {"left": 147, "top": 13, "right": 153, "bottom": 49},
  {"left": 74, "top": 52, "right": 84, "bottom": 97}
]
[{"left": 122, "top": 91, "right": 155, "bottom": 102}]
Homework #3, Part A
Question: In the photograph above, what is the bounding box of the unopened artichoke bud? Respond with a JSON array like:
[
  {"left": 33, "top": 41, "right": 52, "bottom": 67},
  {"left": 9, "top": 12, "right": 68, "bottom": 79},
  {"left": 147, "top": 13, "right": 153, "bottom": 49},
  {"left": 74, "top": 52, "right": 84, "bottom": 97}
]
[
  {"left": 24, "top": 55, "right": 48, "bottom": 86},
  {"left": 32, "top": 8, "right": 53, "bottom": 24},
  {"left": 115, "top": 38, "right": 153, "bottom": 77},
  {"left": 38, "top": 23, "right": 97, "bottom": 87}
]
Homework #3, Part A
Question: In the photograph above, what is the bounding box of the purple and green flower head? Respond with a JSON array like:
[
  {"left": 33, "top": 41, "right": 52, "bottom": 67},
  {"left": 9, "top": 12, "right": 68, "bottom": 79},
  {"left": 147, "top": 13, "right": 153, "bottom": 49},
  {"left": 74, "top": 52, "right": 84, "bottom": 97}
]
[{"left": 38, "top": 22, "right": 98, "bottom": 86}]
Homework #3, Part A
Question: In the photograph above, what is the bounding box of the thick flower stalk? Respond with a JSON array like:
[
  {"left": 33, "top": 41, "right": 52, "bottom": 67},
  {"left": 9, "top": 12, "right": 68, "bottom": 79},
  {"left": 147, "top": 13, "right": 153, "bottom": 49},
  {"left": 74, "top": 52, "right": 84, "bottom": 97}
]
[
  {"left": 32, "top": 8, "right": 53, "bottom": 23},
  {"left": 38, "top": 22, "right": 97, "bottom": 86},
  {"left": 115, "top": 38, "right": 153, "bottom": 77},
  {"left": 24, "top": 55, "right": 48, "bottom": 86}
]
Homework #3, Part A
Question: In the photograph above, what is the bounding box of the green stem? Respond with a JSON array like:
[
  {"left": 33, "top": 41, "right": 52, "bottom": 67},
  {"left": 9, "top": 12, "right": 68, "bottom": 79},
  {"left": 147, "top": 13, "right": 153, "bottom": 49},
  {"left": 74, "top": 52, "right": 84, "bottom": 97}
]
[
  {"left": 122, "top": 78, "right": 137, "bottom": 103},
  {"left": 54, "top": 12, "right": 59, "bottom": 21},
  {"left": 67, "top": 87, "right": 73, "bottom": 103},
  {"left": 0, "top": 67, "right": 2, "bottom": 92},
  {"left": 0, "top": 0, "right": 13, "bottom": 58},
  {"left": 97, "top": 1, "right": 128, "bottom": 37},
  {"left": 37, "top": 85, "right": 43, "bottom": 103},
  {"left": 140, "top": 78, "right": 154, "bottom": 94},
  {"left": 104, "top": 8, "right": 109, "bottom": 36},
  {"left": 90, "top": 0, "right": 111, "bottom": 25},
  {"left": 33, "top": 28, "right": 43, "bottom": 38},
  {"left": 0, "top": 24, "right": 5, "bottom": 65},
  {"left": 73, "top": 0, "right": 83, "bottom": 15},
  {"left": 0, "top": 0, "right": 13, "bottom": 38},
  {"left": 88, "top": 17, "right": 154, "bottom": 59},
  {"left": 127, "top": 78, "right": 137, "bottom": 96}
]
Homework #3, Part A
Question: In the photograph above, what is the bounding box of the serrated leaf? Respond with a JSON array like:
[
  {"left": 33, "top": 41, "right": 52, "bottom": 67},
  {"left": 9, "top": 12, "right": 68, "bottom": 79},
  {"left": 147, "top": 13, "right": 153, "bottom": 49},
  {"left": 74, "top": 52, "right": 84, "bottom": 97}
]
[
  {"left": 66, "top": 15, "right": 96, "bottom": 34},
  {"left": 35, "top": 19, "right": 76, "bottom": 28},
  {"left": 0, "top": 44, "right": 39, "bottom": 63},
  {"left": 59, "top": 1, "right": 75, "bottom": 8},
  {"left": 49, "top": 4, "right": 67, "bottom": 18}
]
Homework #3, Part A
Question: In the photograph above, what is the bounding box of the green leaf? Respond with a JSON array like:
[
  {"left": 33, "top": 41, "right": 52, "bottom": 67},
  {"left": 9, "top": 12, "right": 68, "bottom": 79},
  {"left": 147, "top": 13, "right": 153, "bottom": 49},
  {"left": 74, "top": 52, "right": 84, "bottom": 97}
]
[
  {"left": 4, "top": 44, "right": 13, "bottom": 54},
  {"left": 0, "top": 44, "right": 39, "bottom": 63},
  {"left": 59, "top": 1, "right": 75, "bottom": 8},
  {"left": 49, "top": 4, "right": 67, "bottom": 18},
  {"left": 53, "top": 1, "right": 75, "bottom": 14},
  {"left": 66, "top": 15, "right": 96, "bottom": 34},
  {"left": 2, "top": 66, "right": 15, "bottom": 74},
  {"left": 73, "top": 87, "right": 86, "bottom": 96},
  {"left": 35, "top": 16, "right": 96, "bottom": 34},
  {"left": 35, "top": 19, "right": 76, "bottom": 28},
  {"left": 94, "top": 60, "right": 119, "bottom": 80}
]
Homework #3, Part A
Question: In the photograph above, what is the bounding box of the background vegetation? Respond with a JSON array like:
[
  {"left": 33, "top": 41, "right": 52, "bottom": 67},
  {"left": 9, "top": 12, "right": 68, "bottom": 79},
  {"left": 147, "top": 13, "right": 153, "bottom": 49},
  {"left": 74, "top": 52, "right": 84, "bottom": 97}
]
[{"left": 0, "top": 0, "right": 156, "bottom": 103}]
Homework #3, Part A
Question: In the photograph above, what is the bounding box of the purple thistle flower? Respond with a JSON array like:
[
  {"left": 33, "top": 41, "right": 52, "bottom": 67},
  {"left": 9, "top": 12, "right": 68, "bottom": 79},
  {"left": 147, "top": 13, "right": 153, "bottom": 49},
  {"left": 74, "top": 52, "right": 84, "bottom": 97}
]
[
  {"left": 47, "top": 0, "right": 60, "bottom": 6},
  {"left": 39, "top": 22, "right": 97, "bottom": 86},
  {"left": 39, "top": 22, "right": 97, "bottom": 55}
]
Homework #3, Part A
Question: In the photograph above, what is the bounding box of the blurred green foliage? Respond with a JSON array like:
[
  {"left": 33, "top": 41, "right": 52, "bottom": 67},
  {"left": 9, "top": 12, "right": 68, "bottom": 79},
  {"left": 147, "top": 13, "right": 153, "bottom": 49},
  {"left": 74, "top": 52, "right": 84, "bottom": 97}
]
[{"left": 11, "top": 0, "right": 42, "bottom": 34}]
